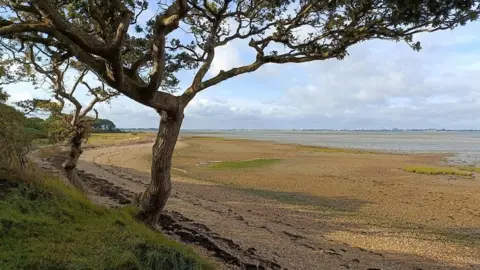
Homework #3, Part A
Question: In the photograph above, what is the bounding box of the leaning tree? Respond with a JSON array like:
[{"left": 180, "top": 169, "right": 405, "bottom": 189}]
[
  {"left": 0, "top": 40, "right": 118, "bottom": 193},
  {"left": 1, "top": 0, "right": 478, "bottom": 225}
]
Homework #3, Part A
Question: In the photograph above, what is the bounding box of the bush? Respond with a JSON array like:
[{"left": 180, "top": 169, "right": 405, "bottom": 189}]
[{"left": 0, "top": 103, "right": 31, "bottom": 167}]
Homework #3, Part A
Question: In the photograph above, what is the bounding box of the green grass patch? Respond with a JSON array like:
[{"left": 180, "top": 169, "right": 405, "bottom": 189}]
[
  {"left": 87, "top": 132, "right": 138, "bottom": 145},
  {"left": 457, "top": 166, "right": 480, "bottom": 173},
  {"left": 86, "top": 132, "right": 155, "bottom": 146},
  {"left": 0, "top": 165, "right": 214, "bottom": 270},
  {"left": 208, "top": 159, "right": 281, "bottom": 169},
  {"left": 403, "top": 166, "right": 473, "bottom": 176}
]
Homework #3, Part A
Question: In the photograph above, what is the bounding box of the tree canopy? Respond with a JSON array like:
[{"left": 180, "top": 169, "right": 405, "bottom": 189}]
[
  {"left": 93, "top": 118, "right": 118, "bottom": 132},
  {"left": 1, "top": 0, "right": 478, "bottom": 113}
]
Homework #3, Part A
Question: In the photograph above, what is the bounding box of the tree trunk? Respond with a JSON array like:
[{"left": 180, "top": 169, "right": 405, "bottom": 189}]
[
  {"left": 62, "top": 130, "right": 88, "bottom": 194},
  {"left": 137, "top": 109, "right": 184, "bottom": 226}
]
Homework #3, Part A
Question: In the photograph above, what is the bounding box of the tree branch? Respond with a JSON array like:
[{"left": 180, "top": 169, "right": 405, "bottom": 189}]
[
  {"left": 71, "top": 69, "right": 89, "bottom": 96},
  {"left": 184, "top": 59, "right": 264, "bottom": 97},
  {"left": 147, "top": 0, "right": 189, "bottom": 92},
  {"left": 0, "top": 20, "right": 54, "bottom": 36},
  {"left": 32, "top": 0, "right": 110, "bottom": 57}
]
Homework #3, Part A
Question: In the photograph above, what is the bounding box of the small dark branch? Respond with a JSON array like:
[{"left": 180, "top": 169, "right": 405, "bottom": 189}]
[
  {"left": 27, "top": 45, "right": 55, "bottom": 82},
  {"left": 188, "top": 0, "right": 215, "bottom": 22},
  {"left": 81, "top": 81, "right": 100, "bottom": 99},
  {"left": 132, "top": 1, "right": 149, "bottom": 25},
  {"left": 167, "top": 44, "right": 206, "bottom": 61},
  {"left": 71, "top": 69, "right": 89, "bottom": 96},
  {"left": 248, "top": 39, "right": 264, "bottom": 57},
  {"left": 60, "top": 58, "right": 71, "bottom": 81},
  {"left": 218, "top": 21, "right": 275, "bottom": 46}
]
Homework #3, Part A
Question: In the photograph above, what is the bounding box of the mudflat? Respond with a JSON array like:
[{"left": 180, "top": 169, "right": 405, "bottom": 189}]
[{"left": 51, "top": 135, "right": 480, "bottom": 269}]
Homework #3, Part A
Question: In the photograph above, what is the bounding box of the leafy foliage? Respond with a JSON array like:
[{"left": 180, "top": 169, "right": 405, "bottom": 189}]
[
  {"left": 0, "top": 102, "right": 30, "bottom": 168},
  {"left": 43, "top": 115, "right": 73, "bottom": 144},
  {"left": 2, "top": 0, "right": 477, "bottom": 113},
  {"left": 93, "top": 118, "right": 120, "bottom": 132}
]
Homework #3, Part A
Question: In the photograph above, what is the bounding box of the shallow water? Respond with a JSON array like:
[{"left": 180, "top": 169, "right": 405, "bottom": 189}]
[{"left": 181, "top": 130, "right": 480, "bottom": 165}]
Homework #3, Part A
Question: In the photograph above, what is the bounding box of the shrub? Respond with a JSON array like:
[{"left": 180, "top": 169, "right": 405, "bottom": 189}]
[
  {"left": 403, "top": 166, "right": 473, "bottom": 176},
  {"left": 0, "top": 103, "right": 31, "bottom": 167}
]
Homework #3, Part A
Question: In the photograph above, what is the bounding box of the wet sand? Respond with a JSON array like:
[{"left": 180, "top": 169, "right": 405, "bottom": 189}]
[{"left": 39, "top": 136, "right": 480, "bottom": 269}]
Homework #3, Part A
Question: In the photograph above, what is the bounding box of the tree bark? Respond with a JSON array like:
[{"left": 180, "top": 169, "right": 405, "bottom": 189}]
[
  {"left": 137, "top": 109, "right": 184, "bottom": 226},
  {"left": 62, "top": 130, "right": 88, "bottom": 194}
]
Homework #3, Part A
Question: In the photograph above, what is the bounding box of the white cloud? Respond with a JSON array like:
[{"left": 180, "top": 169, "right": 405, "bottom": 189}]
[
  {"left": 208, "top": 42, "right": 242, "bottom": 76},
  {"left": 7, "top": 89, "right": 33, "bottom": 103},
  {"left": 179, "top": 23, "right": 480, "bottom": 129}
]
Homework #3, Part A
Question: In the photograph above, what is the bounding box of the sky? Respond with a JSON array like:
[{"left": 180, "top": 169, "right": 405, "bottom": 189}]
[{"left": 4, "top": 6, "right": 480, "bottom": 130}]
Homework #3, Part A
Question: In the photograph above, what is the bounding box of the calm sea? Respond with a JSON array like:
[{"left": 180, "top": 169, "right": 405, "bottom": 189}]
[{"left": 179, "top": 130, "right": 480, "bottom": 165}]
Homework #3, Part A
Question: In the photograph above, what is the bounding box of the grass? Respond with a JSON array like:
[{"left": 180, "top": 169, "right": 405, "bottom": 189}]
[
  {"left": 36, "top": 145, "right": 62, "bottom": 158},
  {"left": 86, "top": 132, "right": 156, "bottom": 146},
  {"left": 208, "top": 158, "right": 282, "bottom": 169},
  {"left": 32, "top": 138, "right": 51, "bottom": 146},
  {"left": 457, "top": 166, "right": 480, "bottom": 173},
  {"left": 403, "top": 166, "right": 473, "bottom": 176},
  {"left": 0, "top": 164, "right": 214, "bottom": 270}
]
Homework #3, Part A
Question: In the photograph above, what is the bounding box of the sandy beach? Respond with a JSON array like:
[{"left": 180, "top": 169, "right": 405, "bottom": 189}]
[{"left": 40, "top": 135, "right": 480, "bottom": 269}]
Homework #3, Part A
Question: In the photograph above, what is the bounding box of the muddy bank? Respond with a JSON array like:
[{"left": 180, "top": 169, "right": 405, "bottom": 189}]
[
  {"left": 37, "top": 139, "right": 480, "bottom": 269},
  {"left": 45, "top": 152, "right": 282, "bottom": 270}
]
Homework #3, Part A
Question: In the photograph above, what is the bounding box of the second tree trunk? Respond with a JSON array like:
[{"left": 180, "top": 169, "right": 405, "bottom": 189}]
[{"left": 63, "top": 129, "right": 88, "bottom": 194}]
